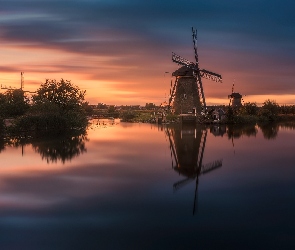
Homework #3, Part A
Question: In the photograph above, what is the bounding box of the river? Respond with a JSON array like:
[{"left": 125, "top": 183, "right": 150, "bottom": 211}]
[{"left": 0, "top": 120, "right": 294, "bottom": 249}]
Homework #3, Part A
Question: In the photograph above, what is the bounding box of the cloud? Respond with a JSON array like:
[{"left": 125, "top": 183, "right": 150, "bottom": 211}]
[{"left": 0, "top": 0, "right": 294, "bottom": 104}]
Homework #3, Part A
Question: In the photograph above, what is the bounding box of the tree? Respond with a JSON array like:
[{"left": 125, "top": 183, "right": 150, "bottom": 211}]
[
  {"left": 240, "top": 102, "right": 258, "bottom": 116},
  {"left": 0, "top": 93, "right": 6, "bottom": 117},
  {"left": 82, "top": 101, "right": 94, "bottom": 116},
  {"left": 32, "top": 79, "right": 86, "bottom": 112},
  {"left": 226, "top": 105, "right": 235, "bottom": 123},
  {"left": 0, "top": 89, "right": 29, "bottom": 117},
  {"left": 259, "top": 99, "right": 279, "bottom": 121},
  {"left": 107, "top": 105, "right": 119, "bottom": 118},
  {"left": 97, "top": 103, "right": 107, "bottom": 109},
  {"left": 15, "top": 79, "right": 89, "bottom": 133},
  {"left": 120, "top": 110, "right": 138, "bottom": 122},
  {"left": 145, "top": 103, "right": 156, "bottom": 110}
]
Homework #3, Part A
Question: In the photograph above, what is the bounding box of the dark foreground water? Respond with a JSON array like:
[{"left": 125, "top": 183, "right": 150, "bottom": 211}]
[{"left": 0, "top": 120, "right": 295, "bottom": 249}]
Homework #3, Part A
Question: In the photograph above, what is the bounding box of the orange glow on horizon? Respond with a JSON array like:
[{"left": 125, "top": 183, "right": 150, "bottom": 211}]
[{"left": 0, "top": 40, "right": 294, "bottom": 106}]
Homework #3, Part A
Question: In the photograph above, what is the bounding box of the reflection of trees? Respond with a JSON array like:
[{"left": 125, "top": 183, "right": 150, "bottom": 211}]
[
  {"left": 278, "top": 122, "right": 295, "bottom": 131},
  {"left": 166, "top": 124, "right": 222, "bottom": 214},
  {"left": 211, "top": 122, "right": 295, "bottom": 141},
  {"left": 32, "top": 133, "right": 88, "bottom": 163},
  {"left": 0, "top": 138, "right": 4, "bottom": 153},
  {"left": 252, "top": 122, "right": 295, "bottom": 140},
  {"left": 226, "top": 124, "right": 258, "bottom": 140},
  {"left": 0, "top": 131, "right": 88, "bottom": 163},
  {"left": 209, "top": 124, "right": 258, "bottom": 139},
  {"left": 258, "top": 123, "right": 279, "bottom": 140},
  {"left": 0, "top": 134, "right": 27, "bottom": 153},
  {"left": 209, "top": 125, "right": 226, "bottom": 137}
]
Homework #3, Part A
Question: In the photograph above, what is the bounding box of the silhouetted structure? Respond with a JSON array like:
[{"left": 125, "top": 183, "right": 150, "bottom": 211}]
[
  {"left": 228, "top": 82, "right": 243, "bottom": 108},
  {"left": 168, "top": 27, "right": 222, "bottom": 115},
  {"left": 228, "top": 92, "right": 242, "bottom": 108}
]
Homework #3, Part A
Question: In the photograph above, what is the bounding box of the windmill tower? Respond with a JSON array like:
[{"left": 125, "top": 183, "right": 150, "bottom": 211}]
[{"left": 169, "top": 27, "right": 222, "bottom": 115}]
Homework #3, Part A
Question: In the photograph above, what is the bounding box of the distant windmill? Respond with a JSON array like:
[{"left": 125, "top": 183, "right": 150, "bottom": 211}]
[
  {"left": 168, "top": 27, "right": 222, "bottom": 115},
  {"left": 228, "top": 81, "right": 243, "bottom": 108}
]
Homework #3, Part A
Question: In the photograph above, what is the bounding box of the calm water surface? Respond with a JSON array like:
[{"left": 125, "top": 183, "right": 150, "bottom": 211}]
[{"left": 0, "top": 120, "right": 295, "bottom": 249}]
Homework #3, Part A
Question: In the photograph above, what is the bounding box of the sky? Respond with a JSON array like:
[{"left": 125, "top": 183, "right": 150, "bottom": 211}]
[{"left": 0, "top": 0, "right": 294, "bottom": 106}]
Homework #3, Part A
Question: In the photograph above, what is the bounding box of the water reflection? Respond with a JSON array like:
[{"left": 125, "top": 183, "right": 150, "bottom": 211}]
[
  {"left": 279, "top": 121, "right": 295, "bottom": 130},
  {"left": 0, "top": 121, "right": 294, "bottom": 249},
  {"left": 32, "top": 133, "right": 88, "bottom": 163},
  {"left": 0, "top": 139, "right": 4, "bottom": 153},
  {"left": 226, "top": 124, "right": 258, "bottom": 139},
  {"left": 258, "top": 123, "right": 279, "bottom": 139},
  {"left": 165, "top": 122, "right": 292, "bottom": 214},
  {"left": 0, "top": 131, "right": 88, "bottom": 163},
  {"left": 196, "top": 122, "right": 295, "bottom": 141},
  {"left": 166, "top": 124, "right": 222, "bottom": 214},
  {"left": 209, "top": 124, "right": 227, "bottom": 137}
]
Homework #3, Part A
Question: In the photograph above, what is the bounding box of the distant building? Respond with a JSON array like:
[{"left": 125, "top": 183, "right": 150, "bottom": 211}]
[
  {"left": 228, "top": 92, "right": 242, "bottom": 108},
  {"left": 212, "top": 108, "right": 226, "bottom": 121}
]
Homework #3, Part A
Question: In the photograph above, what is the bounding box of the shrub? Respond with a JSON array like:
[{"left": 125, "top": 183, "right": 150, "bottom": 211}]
[
  {"left": 259, "top": 99, "right": 279, "bottom": 121},
  {"left": 120, "top": 110, "right": 138, "bottom": 122},
  {"left": 239, "top": 102, "right": 259, "bottom": 116}
]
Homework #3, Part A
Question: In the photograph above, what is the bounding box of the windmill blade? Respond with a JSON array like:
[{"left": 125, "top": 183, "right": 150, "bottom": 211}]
[
  {"left": 201, "top": 159, "right": 222, "bottom": 175},
  {"left": 193, "top": 176, "right": 199, "bottom": 215},
  {"left": 200, "top": 69, "right": 222, "bottom": 83},
  {"left": 166, "top": 127, "right": 179, "bottom": 167},
  {"left": 172, "top": 52, "right": 196, "bottom": 70},
  {"left": 168, "top": 78, "right": 178, "bottom": 109},
  {"left": 192, "top": 27, "right": 199, "bottom": 65},
  {"left": 173, "top": 177, "right": 196, "bottom": 192}
]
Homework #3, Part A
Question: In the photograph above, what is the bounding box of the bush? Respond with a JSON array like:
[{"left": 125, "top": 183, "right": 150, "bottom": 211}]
[
  {"left": 120, "top": 111, "right": 138, "bottom": 122},
  {"left": 107, "top": 106, "right": 120, "bottom": 118},
  {"left": 0, "top": 89, "right": 29, "bottom": 118},
  {"left": 259, "top": 99, "right": 279, "bottom": 121},
  {"left": 239, "top": 102, "right": 258, "bottom": 116},
  {"left": 0, "top": 118, "right": 4, "bottom": 136},
  {"left": 11, "top": 113, "right": 67, "bottom": 135},
  {"left": 225, "top": 106, "right": 235, "bottom": 123}
]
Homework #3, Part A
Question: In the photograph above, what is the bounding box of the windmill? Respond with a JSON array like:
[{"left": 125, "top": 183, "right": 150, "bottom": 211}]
[
  {"left": 168, "top": 27, "right": 222, "bottom": 115},
  {"left": 228, "top": 81, "right": 243, "bottom": 108}
]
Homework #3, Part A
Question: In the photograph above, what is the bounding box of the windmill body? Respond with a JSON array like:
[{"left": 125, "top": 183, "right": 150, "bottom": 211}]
[
  {"left": 228, "top": 84, "right": 243, "bottom": 108},
  {"left": 172, "top": 66, "right": 202, "bottom": 114},
  {"left": 169, "top": 28, "right": 222, "bottom": 115},
  {"left": 228, "top": 92, "right": 242, "bottom": 108}
]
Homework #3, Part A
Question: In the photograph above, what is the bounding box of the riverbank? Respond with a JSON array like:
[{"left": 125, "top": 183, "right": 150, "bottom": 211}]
[{"left": 118, "top": 111, "right": 295, "bottom": 125}]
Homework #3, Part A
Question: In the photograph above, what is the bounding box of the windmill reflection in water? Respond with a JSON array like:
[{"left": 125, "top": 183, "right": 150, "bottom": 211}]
[{"left": 165, "top": 125, "right": 222, "bottom": 215}]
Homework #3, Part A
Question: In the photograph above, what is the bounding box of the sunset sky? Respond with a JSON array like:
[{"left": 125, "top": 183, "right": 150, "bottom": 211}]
[{"left": 0, "top": 0, "right": 294, "bottom": 106}]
